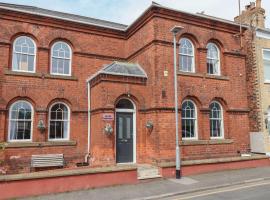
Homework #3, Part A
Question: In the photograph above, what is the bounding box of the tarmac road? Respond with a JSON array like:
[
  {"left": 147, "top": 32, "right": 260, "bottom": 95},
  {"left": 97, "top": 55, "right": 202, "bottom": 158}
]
[{"left": 165, "top": 180, "right": 270, "bottom": 200}]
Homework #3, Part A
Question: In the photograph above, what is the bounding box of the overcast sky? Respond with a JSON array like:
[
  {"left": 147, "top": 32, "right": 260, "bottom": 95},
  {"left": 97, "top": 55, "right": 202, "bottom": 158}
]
[{"left": 1, "top": 0, "right": 270, "bottom": 28}]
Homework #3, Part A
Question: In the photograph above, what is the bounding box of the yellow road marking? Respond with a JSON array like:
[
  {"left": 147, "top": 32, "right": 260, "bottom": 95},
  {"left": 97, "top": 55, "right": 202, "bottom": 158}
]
[{"left": 174, "top": 180, "right": 270, "bottom": 200}]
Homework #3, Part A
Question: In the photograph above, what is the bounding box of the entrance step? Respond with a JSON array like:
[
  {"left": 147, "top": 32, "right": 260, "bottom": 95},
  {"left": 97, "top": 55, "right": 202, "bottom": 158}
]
[{"left": 137, "top": 164, "right": 162, "bottom": 180}]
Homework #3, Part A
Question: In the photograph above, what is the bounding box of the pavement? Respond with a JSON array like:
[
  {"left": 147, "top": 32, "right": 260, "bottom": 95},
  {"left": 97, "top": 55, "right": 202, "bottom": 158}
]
[{"left": 23, "top": 166, "right": 270, "bottom": 200}]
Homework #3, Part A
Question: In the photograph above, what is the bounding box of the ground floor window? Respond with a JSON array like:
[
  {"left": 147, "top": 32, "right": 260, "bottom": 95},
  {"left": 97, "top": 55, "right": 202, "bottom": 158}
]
[
  {"left": 209, "top": 101, "right": 224, "bottom": 138},
  {"left": 49, "top": 103, "right": 70, "bottom": 140},
  {"left": 181, "top": 100, "right": 197, "bottom": 139},
  {"left": 8, "top": 101, "right": 33, "bottom": 141}
]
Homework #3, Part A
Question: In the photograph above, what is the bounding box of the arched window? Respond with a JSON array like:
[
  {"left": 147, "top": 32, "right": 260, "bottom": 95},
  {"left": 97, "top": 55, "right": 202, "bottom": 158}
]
[
  {"left": 207, "top": 43, "right": 220, "bottom": 75},
  {"left": 49, "top": 103, "right": 70, "bottom": 140},
  {"left": 179, "top": 38, "right": 195, "bottom": 72},
  {"left": 116, "top": 99, "right": 134, "bottom": 109},
  {"left": 181, "top": 100, "right": 197, "bottom": 139},
  {"left": 12, "top": 36, "right": 36, "bottom": 72},
  {"left": 209, "top": 101, "right": 224, "bottom": 138},
  {"left": 51, "top": 42, "right": 72, "bottom": 76},
  {"left": 8, "top": 101, "right": 33, "bottom": 141}
]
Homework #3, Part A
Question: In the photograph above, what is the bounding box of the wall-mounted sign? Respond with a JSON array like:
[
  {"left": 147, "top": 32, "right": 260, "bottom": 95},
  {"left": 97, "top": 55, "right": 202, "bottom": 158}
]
[{"left": 102, "top": 113, "right": 114, "bottom": 121}]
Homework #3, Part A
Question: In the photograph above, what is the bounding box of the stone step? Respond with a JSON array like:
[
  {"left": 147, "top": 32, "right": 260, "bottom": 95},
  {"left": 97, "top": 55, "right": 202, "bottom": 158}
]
[{"left": 137, "top": 164, "right": 161, "bottom": 180}]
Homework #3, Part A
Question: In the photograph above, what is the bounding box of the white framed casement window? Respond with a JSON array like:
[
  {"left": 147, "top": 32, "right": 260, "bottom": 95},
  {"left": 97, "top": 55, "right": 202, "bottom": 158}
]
[
  {"left": 179, "top": 38, "right": 195, "bottom": 73},
  {"left": 209, "top": 101, "right": 224, "bottom": 139},
  {"left": 51, "top": 42, "right": 72, "bottom": 76},
  {"left": 207, "top": 43, "right": 220, "bottom": 75},
  {"left": 263, "top": 49, "right": 270, "bottom": 82},
  {"left": 48, "top": 102, "right": 70, "bottom": 141},
  {"left": 8, "top": 101, "right": 34, "bottom": 142},
  {"left": 181, "top": 100, "right": 198, "bottom": 140},
  {"left": 12, "top": 36, "right": 36, "bottom": 73}
]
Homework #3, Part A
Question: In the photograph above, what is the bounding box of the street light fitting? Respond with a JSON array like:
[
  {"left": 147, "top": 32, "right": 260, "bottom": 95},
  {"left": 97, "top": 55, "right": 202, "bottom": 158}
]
[{"left": 170, "top": 26, "right": 184, "bottom": 35}]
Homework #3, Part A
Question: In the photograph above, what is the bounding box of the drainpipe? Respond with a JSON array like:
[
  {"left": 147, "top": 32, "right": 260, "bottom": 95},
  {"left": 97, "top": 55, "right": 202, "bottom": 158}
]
[{"left": 85, "top": 81, "right": 91, "bottom": 163}]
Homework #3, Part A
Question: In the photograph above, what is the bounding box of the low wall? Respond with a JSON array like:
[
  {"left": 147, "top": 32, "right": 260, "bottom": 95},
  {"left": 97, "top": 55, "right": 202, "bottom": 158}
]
[
  {"left": 161, "top": 155, "right": 270, "bottom": 178},
  {"left": 0, "top": 166, "right": 138, "bottom": 199}
]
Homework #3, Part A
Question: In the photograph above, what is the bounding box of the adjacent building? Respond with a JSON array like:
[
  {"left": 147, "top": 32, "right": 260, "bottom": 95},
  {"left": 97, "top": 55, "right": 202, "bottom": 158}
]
[
  {"left": 0, "top": 2, "right": 251, "bottom": 174},
  {"left": 235, "top": 0, "right": 270, "bottom": 155}
]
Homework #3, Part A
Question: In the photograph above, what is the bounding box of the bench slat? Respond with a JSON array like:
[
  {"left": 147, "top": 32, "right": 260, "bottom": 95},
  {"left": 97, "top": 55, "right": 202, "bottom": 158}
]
[{"left": 31, "top": 154, "right": 64, "bottom": 168}]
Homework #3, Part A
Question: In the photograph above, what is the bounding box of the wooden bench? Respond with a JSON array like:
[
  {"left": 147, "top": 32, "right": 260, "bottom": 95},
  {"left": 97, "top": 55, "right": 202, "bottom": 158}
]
[{"left": 31, "top": 154, "right": 64, "bottom": 168}]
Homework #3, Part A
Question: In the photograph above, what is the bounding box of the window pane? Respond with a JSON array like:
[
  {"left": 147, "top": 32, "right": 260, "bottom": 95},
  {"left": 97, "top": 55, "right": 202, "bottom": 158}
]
[
  {"left": 28, "top": 55, "right": 34, "bottom": 71},
  {"left": 126, "top": 117, "right": 131, "bottom": 139},
  {"left": 52, "top": 58, "right": 58, "bottom": 73},
  {"left": 64, "top": 60, "right": 70, "bottom": 74},
  {"left": 20, "top": 54, "right": 28, "bottom": 71},
  {"left": 9, "top": 121, "right": 17, "bottom": 140},
  {"left": 264, "top": 50, "right": 270, "bottom": 60},
  {"left": 116, "top": 99, "right": 134, "bottom": 109},
  {"left": 118, "top": 117, "right": 123, "bottom": 139},
  {"left": 12, "top": 53, "right": 20, "bottom": 70},
  {"left": 264, "top": 60, "right": 270, "bottom": 80}
]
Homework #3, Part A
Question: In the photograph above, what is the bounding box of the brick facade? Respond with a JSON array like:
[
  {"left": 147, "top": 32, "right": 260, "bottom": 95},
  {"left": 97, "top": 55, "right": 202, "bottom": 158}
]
[{"left": 0, "top": 3, "right": 251, "bottom": 174}]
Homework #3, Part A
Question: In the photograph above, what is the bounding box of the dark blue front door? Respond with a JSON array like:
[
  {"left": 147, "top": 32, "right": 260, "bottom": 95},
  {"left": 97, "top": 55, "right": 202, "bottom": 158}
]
[{"left": 116, "top": 112, "right": 133, "bottom": 163}]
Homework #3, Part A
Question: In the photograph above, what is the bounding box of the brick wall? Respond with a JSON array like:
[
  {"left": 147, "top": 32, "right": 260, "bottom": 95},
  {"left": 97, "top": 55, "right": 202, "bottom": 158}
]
[{"left": 0, "top": 5, "right": 251, "bottom": 174}]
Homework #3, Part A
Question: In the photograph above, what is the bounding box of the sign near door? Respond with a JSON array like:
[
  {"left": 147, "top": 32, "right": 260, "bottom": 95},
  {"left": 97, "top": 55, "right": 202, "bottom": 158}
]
[{"left": 102, "top": 113, "right": 114, "bottom": 121}]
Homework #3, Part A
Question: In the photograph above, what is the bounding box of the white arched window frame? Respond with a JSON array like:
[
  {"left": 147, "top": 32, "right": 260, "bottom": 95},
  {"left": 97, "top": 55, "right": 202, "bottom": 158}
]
[
  {"left": 50, "top": 42, "right": 72, "bottom": 76},
  {"left": 207, "top": 43, "right": 220, "bottom": 75},
  {"left": 181, "top": 100, "right": 198, "bottom": 140},
  {"left": 48, "top": 102, "right": 70, "bottom": 141},
  {"left": 209, "top": 101, "right": 224, "bottom": 139},
  {"left": 8, "top": 100, "right": 34, "bottom": 142},
  {"left": 179, "top": 38, "right": 195, "bottom": 73},
  {"left": 12, "top": 36, "right": 36, "bottom": 73}
]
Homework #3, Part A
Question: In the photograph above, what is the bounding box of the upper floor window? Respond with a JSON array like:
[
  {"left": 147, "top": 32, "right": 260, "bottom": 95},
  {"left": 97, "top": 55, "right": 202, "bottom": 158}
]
[
  {"left": 181, "top": 100, "right": 197, "bottom": 140},
  {"left": 263, "top": 49, "right": 270, "bottom": 82},
  {"left": 51, "top": 42, "right": 72, "bottom": 76},
  {"left": 209, "top": 101, "right": 224, "bottom": 139},
  {"left": 179, "top": 38, "right": 195, "bottom": 72},
  {"left": 8, "top": 101, "right": 33, "bottom": 142},
  {"left": 49, "top": 103, "right": 70, "bottom": 140},
  {"left": 12, "top": 36, "right": 36, "bottom": 73},
  {"left": 207, "top": 43, "right": 220, "bottom": 75}
]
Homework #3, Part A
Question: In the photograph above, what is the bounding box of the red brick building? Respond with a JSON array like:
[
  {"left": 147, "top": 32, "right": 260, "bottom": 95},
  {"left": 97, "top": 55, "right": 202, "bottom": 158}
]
[{"left": 0, "top": 2, "right": 250, "bottom": 174}]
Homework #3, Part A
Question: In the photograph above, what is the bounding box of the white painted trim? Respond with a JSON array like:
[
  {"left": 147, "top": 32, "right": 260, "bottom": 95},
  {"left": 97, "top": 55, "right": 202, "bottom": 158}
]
[
  {"left": 115, "top": 98, "right": 136, "bottom": 164},
  {"left": 256, "top": 30, "right": 270, "bottom": 40},
  {"left": 48, "top": 102, "right": 70, "bottom": 141},
  {"left": 263, "top": 49, "right": 270, "bottom": 82},
  {"left": 12, "top": 36, "right": 36, "bottom": 73},
  {"left": 50, "top": 41, "right": 72, "bottom": 76},
  {"left": 8, "top": 100, "right": 34, "bottom": 142}
]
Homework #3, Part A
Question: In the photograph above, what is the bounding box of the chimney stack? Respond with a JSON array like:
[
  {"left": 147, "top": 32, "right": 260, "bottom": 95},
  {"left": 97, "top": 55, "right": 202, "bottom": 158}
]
[
  {"left": 256, "top": 0, "right": 262, "bottom": 8},
  {"left": 234, "top": 0, "right": 265, "bottom": 28}
]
